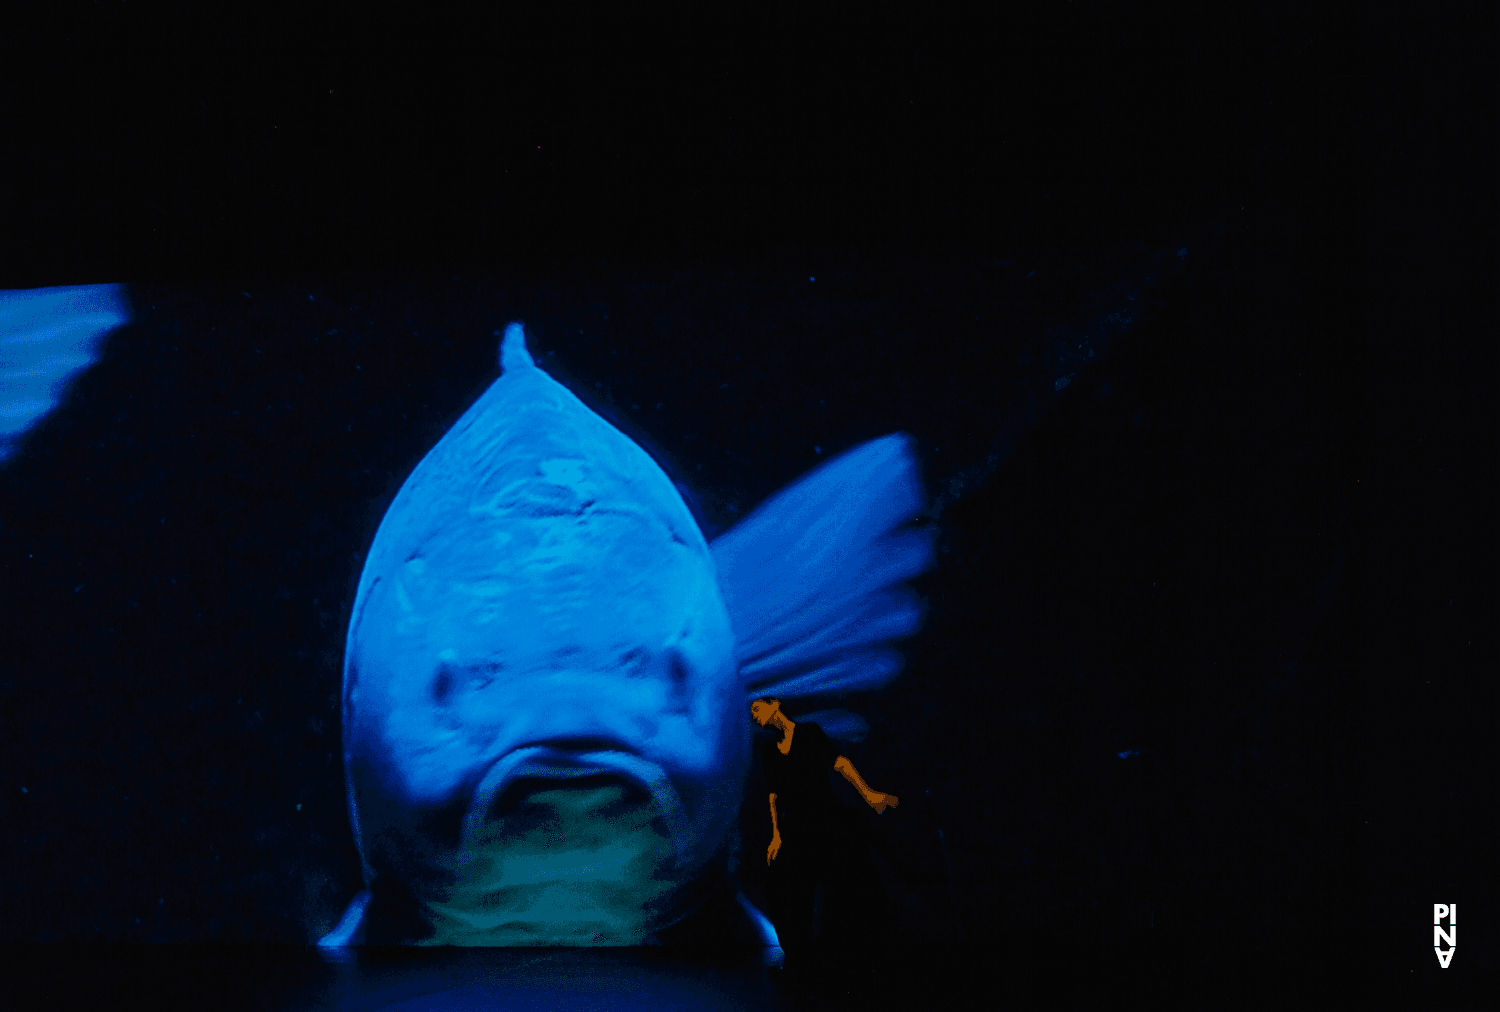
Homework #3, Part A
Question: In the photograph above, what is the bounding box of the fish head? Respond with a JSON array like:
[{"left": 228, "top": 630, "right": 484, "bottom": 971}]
[{"left": 341, "top": 326, "right": 747, "bottom": 945}]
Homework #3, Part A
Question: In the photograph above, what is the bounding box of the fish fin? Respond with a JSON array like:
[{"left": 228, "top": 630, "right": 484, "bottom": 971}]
[
  {"left": 498, "top": 321, "right": 535, "bottom": 373},
  {"left": 0, "top": 283, "right": 130, "bottom": 462},
  {"left": 736, "top": 891, "right": 781, "bottom": 952},
  {"left": 738, "top": 581, "right": 927, "bottom": 682},
  {"left": 748, "top": 648, "right": 906, "bottom": 701},
  {"left": 712, "top": 433, "right": 935, "bottom": 701},
  {"left": 317, "top": 889, "right": 371, "bottom": 947},
  {"left": 783, "top": 708, "right": 870, "bottom": 743}
]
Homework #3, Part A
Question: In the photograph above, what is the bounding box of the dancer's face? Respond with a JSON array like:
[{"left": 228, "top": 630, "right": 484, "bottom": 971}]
[{"left": 750, "top": 699, "right": 780, "bottom": 727}]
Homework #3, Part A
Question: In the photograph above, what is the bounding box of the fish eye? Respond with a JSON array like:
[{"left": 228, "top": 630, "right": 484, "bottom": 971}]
[
  {"left": 432, "top": 663, "right": 454, "bottom": 703},
  {"left": 670, "top": 653, "right": 688, "bottom": 684},
  {"left": 619, "top": 647, "right": 648, "bottom": 675}
]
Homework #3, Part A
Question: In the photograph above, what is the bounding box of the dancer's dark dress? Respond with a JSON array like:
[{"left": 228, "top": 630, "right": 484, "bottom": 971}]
[{"left": 761, "top": 721, "right": 841, "bottom": 960}]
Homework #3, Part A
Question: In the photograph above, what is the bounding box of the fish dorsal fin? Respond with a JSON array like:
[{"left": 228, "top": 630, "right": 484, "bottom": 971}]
[{"left": 499, "top": 322, "right": 535, "bottom": 373}]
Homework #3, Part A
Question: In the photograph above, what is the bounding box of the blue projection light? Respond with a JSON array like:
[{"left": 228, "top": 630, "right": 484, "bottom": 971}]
[
  {"left": 0, "top": 284, "right": 130, "bottom": 462},
  {"left": 325, "top": 322, "right": 934, "bottom": 946}
]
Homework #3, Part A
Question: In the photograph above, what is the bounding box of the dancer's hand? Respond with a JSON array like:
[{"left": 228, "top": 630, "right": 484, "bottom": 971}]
[
  {"left": 868, "top": 792, "right": 899, "bottom": 814},
  {"left": 767, "top": 832, "right": 781, "bottom": 864}
]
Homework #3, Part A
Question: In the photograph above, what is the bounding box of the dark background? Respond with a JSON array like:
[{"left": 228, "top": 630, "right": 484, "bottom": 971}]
[{"left": 1, "top": 2, "right": 1491, "bottom": 1007}]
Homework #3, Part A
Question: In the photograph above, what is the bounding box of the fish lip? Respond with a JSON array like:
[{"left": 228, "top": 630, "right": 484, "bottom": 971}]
[{"left": 461, "top": 743, "right": 695, "bottom": 871}]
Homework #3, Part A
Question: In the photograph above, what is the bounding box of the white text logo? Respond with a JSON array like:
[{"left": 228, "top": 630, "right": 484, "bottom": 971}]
[{"left": 1433, "top": 903, "right": 1456, "bottom": 968}]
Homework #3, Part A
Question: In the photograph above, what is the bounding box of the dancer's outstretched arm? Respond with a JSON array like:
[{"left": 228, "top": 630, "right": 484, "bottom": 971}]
[{"left": 834, "top": 756, "right": 900, "bottom": 814}]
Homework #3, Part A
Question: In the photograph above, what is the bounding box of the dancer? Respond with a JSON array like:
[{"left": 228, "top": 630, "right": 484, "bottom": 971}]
[{"left": 752, "top": 696, "right": 898, "bottom": 968}]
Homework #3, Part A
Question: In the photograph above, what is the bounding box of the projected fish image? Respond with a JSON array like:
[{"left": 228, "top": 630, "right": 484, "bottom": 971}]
[
  {"left": 0, "top": 285, "right": 130, "bottom": 463},
  {"left": 321, "top": 323, "right": 935, "bottom": 946}
]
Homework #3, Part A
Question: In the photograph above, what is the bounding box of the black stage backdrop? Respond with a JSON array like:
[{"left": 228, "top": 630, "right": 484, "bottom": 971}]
[{"left": 0, "top": 4, "right": 1491, "bottom": 1009}]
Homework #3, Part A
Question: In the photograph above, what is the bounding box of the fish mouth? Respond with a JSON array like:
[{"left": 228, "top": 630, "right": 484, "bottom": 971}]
[{"left": 461, "top": 744, "right": 694, "bottom": 871}]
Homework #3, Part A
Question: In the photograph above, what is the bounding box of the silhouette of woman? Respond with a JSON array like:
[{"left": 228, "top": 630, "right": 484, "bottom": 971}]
[{"left": 751, "top": 696, "right": 898, "bottom": 968}]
